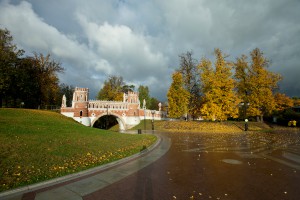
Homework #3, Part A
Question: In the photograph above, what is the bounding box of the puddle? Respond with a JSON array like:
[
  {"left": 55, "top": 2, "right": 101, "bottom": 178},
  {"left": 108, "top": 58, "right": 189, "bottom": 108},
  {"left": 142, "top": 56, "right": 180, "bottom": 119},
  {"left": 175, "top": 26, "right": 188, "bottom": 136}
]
[{"left": 222, "top": 159, "right": 243, "bottom": 165}]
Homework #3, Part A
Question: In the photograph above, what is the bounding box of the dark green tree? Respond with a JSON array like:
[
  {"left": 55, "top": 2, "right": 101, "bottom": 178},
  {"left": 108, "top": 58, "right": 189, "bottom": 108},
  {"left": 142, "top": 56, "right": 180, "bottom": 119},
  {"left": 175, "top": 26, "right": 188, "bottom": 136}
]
[
  {"left": 148, "top": 97, "right": 160, "bottom": 110},
  {"left": 0, "top": 28, "right": 24, "bottom": 107},
  {"left": 31, "top": 53, "right": 64, "bottom": 108},
  {"left": 15, "top": 57, "right": 40, "bottom": 108},
  {"left": 122, "top": 84, "right": 135, "bottom": 93},
  {"left": 138, "top": 85, "right": 150, "bottom": 108},
  {"left": 58, "top": 83, "right": 74, "bottom": 107},
  {"left": 0, "top": 51, "right": 63, "bottom": 108},
  {"left": 178, "top": 51, "right": 201, "bottom": 120}
]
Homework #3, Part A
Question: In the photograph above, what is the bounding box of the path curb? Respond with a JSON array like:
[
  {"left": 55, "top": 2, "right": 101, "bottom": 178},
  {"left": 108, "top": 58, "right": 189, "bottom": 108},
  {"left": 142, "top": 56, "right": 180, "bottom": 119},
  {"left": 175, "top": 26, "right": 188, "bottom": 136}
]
[{"left": 0, "top": 134, "right": 162, "bottom": 199}]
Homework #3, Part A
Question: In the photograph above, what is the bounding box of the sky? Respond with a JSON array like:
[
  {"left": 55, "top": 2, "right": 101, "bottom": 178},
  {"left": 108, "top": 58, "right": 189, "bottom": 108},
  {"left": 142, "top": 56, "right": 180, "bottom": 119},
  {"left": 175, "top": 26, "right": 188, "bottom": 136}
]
[{"left": 0, "top": 0, "right": 299, "bottom": 101}]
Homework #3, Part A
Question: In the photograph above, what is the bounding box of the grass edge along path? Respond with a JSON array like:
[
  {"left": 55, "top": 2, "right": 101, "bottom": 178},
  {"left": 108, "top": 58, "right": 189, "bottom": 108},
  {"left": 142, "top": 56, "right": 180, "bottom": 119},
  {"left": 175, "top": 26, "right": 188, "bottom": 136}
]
[
  {"left": 131, "top": 120, "right": 273, "bottom": 133},
  {"left": 0, "top": 109, "right": 157, "bottom": 192}
]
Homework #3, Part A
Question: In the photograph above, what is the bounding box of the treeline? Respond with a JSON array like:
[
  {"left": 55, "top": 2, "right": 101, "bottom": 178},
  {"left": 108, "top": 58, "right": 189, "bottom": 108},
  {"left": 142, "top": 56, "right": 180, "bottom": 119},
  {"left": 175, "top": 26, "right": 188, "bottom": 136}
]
[
  {"left": 168, "top": 49, "right": 297, "bottom": 122},
  {"left": 1, "top": 28, "right": 160, "bottom": 110},
  {"left": 97, "top": 75, "right": 160, "bottom": 110},
  {"left": 0, "top": 28, "right": 73, "bottom": 109}
]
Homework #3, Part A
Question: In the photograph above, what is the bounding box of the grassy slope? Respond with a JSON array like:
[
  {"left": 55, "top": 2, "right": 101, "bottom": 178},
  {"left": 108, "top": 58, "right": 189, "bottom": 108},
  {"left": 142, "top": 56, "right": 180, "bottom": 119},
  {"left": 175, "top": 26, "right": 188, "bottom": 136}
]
[{"left": 0, "top": 109, "right": 156, "bottom": 192}]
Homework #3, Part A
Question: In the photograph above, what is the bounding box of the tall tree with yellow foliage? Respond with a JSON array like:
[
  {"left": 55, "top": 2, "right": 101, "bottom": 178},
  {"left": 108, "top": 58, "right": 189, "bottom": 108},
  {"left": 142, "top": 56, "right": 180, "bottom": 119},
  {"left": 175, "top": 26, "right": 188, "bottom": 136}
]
[
  {"left": 167, "top": 71, "right": 190, "bottom": 118},
  {"left": 97, "top": 76, "right": 124, "bottom": 101},
  {"left": 234, "top": 48, "right": 282, "bottom": 121},
  {"left": 234, "top": 54, "right": 251, "bottom": 119},
  {"left": 199, "top": 49, "right": 239, "bottom": 121}
]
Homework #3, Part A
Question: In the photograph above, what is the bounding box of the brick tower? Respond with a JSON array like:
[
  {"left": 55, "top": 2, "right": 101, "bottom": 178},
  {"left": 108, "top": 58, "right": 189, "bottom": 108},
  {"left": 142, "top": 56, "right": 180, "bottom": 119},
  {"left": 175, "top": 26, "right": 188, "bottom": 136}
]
[{"left": 72, "top": 87, "right": 91, "bottom": 126}]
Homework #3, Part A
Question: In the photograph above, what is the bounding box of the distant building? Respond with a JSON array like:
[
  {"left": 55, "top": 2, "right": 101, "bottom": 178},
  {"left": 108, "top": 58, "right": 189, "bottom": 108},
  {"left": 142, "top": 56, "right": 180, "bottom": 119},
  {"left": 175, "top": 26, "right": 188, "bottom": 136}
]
[{"left": 61, "top": 87, "right": 165, "bottom": 130}]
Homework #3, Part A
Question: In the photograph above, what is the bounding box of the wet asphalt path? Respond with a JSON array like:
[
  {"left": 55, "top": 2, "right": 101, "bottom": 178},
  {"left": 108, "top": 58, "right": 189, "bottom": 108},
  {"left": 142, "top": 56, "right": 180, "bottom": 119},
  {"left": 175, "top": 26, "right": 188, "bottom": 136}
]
[{"left": 85, "top": 130, "right": 300, "bottom": 200}]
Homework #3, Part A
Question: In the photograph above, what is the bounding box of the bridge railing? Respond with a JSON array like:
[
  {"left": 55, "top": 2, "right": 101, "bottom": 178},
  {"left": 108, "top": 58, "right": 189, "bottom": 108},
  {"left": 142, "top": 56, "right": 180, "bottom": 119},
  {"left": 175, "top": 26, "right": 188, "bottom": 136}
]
[
  {"left": 143, "top": 109, "right": 165, "bottom": 119},
  {"left": 88, "top": 101, "right": 131, "bottom": 110}
]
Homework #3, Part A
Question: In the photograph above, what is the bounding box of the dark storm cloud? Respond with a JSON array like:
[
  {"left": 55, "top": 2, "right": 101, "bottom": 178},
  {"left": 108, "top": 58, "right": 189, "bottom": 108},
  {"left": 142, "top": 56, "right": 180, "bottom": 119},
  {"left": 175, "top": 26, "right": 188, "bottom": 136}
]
[{"left": 1, "top": 0, "right": 299, "bottom": 100}]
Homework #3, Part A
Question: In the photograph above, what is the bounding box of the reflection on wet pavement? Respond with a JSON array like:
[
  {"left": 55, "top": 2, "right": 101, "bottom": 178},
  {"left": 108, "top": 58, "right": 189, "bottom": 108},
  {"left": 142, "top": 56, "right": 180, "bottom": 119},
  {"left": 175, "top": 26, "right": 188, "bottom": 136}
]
[
  {"left": 222, "top": 159, "right": 243, "bottom": 165},
  {"left": 87, "top": 130, "right": 300, "bottom": 200}
]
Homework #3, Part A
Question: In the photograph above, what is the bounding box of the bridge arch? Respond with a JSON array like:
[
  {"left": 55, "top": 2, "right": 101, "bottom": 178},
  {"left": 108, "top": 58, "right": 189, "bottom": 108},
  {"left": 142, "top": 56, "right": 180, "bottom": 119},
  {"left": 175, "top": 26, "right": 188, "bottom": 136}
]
[{"left": 91, "top": 112, "right": 126, "bottom": 131}]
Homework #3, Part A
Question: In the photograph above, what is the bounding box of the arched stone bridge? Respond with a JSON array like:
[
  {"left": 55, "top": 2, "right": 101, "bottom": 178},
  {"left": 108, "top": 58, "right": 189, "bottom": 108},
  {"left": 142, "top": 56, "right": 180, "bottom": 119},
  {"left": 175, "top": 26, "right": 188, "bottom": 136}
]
[{"left": 61, "top": 87, "right": 165, "bottom": 130}]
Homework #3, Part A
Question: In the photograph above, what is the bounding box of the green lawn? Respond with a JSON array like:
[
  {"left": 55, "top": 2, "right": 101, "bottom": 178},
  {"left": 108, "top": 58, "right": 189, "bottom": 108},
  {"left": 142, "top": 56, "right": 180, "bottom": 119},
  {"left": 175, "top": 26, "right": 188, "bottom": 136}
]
[{"left": 0, "top": 109, "right": 157, "bottom": 192}]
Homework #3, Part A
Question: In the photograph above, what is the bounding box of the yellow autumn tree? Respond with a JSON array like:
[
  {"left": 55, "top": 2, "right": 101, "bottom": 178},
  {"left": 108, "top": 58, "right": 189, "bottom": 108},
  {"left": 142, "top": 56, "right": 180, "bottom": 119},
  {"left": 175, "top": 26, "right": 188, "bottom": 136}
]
[
  {"left": 167, "top": 71, "right": 190, "bottom": 118},
  {"left": 97, "top": 76, "right": 124, "bottom": 101},
  {"left": 198, "top": 49, "right": 239, "bottom": 121},
  {"left": 234, "top": 55, "right": 249, "bottom": 100},
  {"left": 274, "top": 93, "right": 294, "bottom": 111},
  {"left": 293, "top": 97, "right": 300, "bottom": 107},
  {"left": 234, "top": 54, "right": 251, "bottom": 119},
  {"left": 237, "top": 48, "right": 282, "bottom": 121}
]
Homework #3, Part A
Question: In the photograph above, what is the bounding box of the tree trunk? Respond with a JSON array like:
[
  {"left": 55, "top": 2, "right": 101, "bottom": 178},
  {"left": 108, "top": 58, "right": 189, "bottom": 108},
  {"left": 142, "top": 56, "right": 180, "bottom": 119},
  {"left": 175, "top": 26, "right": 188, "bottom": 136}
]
[
  {"left": 5, "top": 96, "right": 8, "bottom": 107},
  {"left": 256, "top": 116, "right": 260, "bottom": 122}
]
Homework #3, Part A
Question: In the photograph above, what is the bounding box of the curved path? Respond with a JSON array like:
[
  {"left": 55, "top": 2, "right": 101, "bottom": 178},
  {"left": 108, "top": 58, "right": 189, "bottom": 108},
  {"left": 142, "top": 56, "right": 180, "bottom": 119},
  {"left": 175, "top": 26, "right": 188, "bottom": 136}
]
[
  {"left": 2, "top": 130, "right": 300, "bottom": 200},
  {"left": 0, "top": 134, "right": 171, "bottom": 200},
  {"left": 82, "top": 130, "right": 300, "bottom": 200}
]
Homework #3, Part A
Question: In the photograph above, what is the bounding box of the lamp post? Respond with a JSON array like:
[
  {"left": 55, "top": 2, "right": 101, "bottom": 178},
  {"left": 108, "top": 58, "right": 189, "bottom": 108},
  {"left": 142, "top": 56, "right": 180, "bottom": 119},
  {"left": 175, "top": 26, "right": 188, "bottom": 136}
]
[
  {"left": 151, "top": 110, "right": 155, "bottom": 131},
  {"left": 240, "top": 102, "right": 250, "bottom": 131},
  {"left": 144, "top": 108, "right": 146, "bottom": 132},
  {"left": 105, "top": 105, "right": 108, "bottom": 130},
  {"left": 245, "top": 118, "right": 249, "bottom": 131}
]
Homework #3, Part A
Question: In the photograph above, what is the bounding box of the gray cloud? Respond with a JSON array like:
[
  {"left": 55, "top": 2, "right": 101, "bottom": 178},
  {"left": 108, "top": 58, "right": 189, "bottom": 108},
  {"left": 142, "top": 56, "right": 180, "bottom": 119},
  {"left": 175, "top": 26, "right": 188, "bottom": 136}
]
[{"left": 1, "top": 0, "right": 300, "bottom": 100}]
